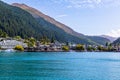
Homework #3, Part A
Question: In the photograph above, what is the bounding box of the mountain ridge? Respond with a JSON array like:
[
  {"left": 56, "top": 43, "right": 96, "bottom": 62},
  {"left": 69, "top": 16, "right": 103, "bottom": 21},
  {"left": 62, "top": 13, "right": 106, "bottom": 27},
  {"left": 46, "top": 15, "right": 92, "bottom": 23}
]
[
  {"left": 100, "top": 35, "right": 117, "bottom": 42},
  {"left": 12, "top": 3, "right": 84, "bottom": 37}
]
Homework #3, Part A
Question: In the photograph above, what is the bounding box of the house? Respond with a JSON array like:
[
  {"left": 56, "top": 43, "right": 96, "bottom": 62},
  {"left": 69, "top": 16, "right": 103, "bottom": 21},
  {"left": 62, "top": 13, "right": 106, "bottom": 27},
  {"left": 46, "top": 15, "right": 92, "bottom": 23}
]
[
  {"left": 35, "top": 41, "right": 63, "bottom": 51},
  {"left": 50, "top": 41, "right": 62, "bottom": 50},
  {"left": 0, "top": 39, "right": 27, "bottom": 49}
]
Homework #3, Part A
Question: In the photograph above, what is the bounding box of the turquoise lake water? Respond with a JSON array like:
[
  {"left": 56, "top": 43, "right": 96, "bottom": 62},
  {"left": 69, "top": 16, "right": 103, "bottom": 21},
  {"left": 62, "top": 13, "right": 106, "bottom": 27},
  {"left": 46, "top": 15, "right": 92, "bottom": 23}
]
[{"left": 0, "top": 52, "right": 120, "bottom": 80}]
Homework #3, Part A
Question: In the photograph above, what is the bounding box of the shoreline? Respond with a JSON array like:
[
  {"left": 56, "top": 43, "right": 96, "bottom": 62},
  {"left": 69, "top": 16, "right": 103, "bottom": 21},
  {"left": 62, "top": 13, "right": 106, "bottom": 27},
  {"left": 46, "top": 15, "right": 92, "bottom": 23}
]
[{"left": 0, "top": 49, "right": 119, "bottom": 53}]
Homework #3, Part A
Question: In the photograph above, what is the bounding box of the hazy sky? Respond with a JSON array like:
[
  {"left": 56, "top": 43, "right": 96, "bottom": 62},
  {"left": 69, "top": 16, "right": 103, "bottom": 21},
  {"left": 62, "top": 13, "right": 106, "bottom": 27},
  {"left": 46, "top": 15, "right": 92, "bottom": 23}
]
[{"left": 2, "top": 0, "right": 120, "bottom": 37}]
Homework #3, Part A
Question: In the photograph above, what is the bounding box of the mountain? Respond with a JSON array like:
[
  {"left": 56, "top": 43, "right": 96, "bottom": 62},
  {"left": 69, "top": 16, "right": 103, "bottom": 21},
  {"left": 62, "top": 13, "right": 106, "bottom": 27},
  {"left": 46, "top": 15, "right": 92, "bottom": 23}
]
[
  {"left": 101, "top": 35, "right": 117, "bottom": 42},
  {"left": 0, "top": 1, "right": 94, "bottom": 44},
  {"left": 12, "top": 3, "right": 84, "bottom": 38},
  {"left": 0, "top": 1, "right": 110, "bottom": 45},
  {"left": 87, "top": 36, "right": 110, "bottom": 45},
  {"left": 112, "top": 37, "right": 120, "bottom": 45},
  {"left": 12, "top": 3, "right": 110, "bottom": 45}
]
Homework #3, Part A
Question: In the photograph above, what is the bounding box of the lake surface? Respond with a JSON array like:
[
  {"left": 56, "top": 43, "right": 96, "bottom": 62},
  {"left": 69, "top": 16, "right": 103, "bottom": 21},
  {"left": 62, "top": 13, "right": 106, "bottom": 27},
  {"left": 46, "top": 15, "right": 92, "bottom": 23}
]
[{"left": 0, "top": 52, "right": 120, "bottom": 80}]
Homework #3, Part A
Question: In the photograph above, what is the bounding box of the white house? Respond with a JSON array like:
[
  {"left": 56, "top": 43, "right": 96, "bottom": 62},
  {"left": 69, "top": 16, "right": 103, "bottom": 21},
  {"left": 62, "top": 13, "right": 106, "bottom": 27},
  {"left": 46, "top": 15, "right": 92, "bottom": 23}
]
[{"left": 0, "top": 40, "right": 27, "bottom": 49}]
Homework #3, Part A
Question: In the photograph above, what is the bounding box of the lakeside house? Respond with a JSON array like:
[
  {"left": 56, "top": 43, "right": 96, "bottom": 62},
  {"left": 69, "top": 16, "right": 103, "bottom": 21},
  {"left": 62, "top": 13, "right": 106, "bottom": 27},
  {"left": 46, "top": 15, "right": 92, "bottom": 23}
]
[
  {"left": 25, "top": 41, "right": 63, "bottom": 52},
  {"left": 0, "top": 39, "right": 27, "bottom": 49}
]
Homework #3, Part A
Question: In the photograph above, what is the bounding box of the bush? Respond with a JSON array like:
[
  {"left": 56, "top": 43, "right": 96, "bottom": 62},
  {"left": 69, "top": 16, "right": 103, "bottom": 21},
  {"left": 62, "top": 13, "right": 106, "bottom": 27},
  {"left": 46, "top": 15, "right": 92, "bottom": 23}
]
[
  {"left": 14, "top": 45, "right": 24, "bottom": 51},
  {"left": 87, "top": 46, "right": 96, "bottom": 51},
  {"left": 76, "top": 44, "right": 85, "bottom": 51},
  {"left": 62, "top": 46, "right": 69, "bottom": 51},
  {"left": 14, "top": 36, "right": 21, "bottom": 40}
]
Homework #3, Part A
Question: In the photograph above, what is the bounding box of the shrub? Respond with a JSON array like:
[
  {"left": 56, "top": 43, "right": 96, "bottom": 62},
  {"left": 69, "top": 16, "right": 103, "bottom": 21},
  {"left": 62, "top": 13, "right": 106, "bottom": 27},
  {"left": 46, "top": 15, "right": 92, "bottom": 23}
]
[
  {"left": 76, "top": 44, "right": 85, "bottom": 51},
  {"left": 14, "top": 45, "right": 24, "bottom": 51},
  {"left": 87, "top": 46, "right": 96, "bottom": 51},
  {"left": 14, "top": 36, "right": 21, "bottom": 40},
  {"left": 62, "top": 46, "right": 69, "bottom": 51}
]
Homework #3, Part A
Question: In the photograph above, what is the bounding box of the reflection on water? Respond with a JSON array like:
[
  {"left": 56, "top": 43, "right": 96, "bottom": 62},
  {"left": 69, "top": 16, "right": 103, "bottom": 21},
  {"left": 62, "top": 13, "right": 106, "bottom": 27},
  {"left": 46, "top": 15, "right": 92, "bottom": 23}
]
[
  {"left": 0, "top": 49, "right": 15, "bottom": 53},
  {"left": 0, "top": 52, "right": 120, "bottom": 80},
  {"left": 4, "top": 49, "right": 15, "bottom": 52}
]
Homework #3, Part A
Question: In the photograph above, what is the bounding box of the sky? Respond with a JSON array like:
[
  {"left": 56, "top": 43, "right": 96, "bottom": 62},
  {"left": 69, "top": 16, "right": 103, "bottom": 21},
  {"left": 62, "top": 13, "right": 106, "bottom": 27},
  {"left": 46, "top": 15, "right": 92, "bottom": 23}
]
[{"left": 1, "top": 0, "right": 120, "bottom": 37}]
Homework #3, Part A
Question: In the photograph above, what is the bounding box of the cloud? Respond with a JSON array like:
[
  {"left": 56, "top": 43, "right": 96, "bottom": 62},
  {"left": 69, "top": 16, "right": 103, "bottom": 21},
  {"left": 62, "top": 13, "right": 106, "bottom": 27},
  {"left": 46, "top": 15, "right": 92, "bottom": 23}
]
[
  {"left": 56, "top": 14, "right": 68, "bottom": 18},
  {"left": 106, "top": 29, "right": 120, "bottom": 38},
  {"left": 51, "top": 0, "right": 120, "bottom": 8},
  {"left": 67, "top": 5, "right": 73, "bottom": 8}
]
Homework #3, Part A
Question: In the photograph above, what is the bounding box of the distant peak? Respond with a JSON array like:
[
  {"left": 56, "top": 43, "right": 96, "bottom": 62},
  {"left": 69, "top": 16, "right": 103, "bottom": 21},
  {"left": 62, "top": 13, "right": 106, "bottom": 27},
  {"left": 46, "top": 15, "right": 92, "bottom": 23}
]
[{"left": 100, "top": 35, "right": 117, "bottom": 42}]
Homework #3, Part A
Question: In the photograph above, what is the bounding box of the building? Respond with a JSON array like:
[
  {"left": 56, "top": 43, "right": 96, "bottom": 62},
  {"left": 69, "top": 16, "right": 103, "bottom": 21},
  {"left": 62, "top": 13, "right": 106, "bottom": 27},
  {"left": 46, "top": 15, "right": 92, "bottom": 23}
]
[{"left": 0, "top": 40, "right": 27, "bottom": 49}]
